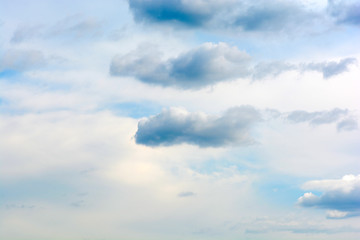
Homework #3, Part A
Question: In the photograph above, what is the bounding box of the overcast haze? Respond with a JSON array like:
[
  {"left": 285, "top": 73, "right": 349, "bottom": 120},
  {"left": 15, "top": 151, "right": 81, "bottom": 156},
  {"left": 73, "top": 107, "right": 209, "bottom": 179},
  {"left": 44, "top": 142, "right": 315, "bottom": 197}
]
[{"left": 1, "top": 0, "right": 360, "bottom": 239}]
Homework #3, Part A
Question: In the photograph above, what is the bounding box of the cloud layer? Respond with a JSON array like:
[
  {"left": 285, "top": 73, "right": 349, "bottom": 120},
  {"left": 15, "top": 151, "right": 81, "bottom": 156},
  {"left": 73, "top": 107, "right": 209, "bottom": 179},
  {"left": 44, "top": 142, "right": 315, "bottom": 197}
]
[{"left": 135, "top": 106, "right": 261, "bottom": 147}]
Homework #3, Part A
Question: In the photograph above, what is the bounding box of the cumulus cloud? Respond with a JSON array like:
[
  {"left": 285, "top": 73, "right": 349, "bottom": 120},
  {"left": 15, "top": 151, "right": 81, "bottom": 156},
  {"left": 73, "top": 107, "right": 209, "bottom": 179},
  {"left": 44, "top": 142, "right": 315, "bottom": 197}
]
[
  {"left": 298, "top": 174, "right": 360, "bottom": 218},
  {"left": 327, "top": 0, "right": 360, "bottom": 25},
  {"left": 110, "top": 42, "right": 251, "bottom": 89},
  {"left": 135, "top": 106, "right": 261, "bottom": 147},
  {"left": 0, "top": 49, "right": 46, "bottom": 72},
  {"left": 286, "top": 108, "right": 349, "bottom": 125}
]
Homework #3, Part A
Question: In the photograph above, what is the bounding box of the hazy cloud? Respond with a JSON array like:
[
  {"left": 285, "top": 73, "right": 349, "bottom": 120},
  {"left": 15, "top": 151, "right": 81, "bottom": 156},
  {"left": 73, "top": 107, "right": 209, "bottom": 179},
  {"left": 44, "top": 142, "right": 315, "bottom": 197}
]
[
  {"left": 337, "top": 118, "right": 358, "bottom": 131},
  {"left": 10, "top": 15, "right": 102, "bottom": 43},
  {"left": 303, "top": 58, "right": 357, "bottom": 79},
  {"left": 135, "top": 106, "right": 261, "bottom": 147},
  {"left": 287, "top": 108, "right": 348, "bottom": 125},
  {"left": 178, "top": 191, "right": 195, "bottom": 197},
  {"left": 328, "top": 0, "right": 360, "bottom": 25},
  {"left": 0, "top": 49, "right": 46, "bottom": 72},
  {"left": 298, "top": 174, "right": 360, "bottom": 218},
  {"left": 110, "top": 42, "right": 251, "bottom": 89}
]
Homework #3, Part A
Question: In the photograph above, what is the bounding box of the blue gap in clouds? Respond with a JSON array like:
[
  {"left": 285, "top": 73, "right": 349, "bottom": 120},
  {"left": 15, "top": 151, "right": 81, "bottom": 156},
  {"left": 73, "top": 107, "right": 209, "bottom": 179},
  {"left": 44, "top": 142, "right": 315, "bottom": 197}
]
[
  {"left": 0, "top": 69, "right": 19, "bottom": 78},
  {"left": 255, "top": 174, "right": 312, "bottom": 208},
  {"left": 108, "top": 101, "right": 162, "bottom": 118}
]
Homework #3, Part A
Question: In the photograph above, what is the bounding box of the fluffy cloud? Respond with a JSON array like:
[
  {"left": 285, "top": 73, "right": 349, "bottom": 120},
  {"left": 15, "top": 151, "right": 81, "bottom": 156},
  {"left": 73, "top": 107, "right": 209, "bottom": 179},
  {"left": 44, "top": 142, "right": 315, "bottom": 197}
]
[
  {"left": 110, "top": 42, "right": 251, "bottom": 89},
  {"left": 135, "top": 106, "right": 261, "bottom": 147},
  {"left": 298, "top": 174, "right": 360, "bottom": 218}
]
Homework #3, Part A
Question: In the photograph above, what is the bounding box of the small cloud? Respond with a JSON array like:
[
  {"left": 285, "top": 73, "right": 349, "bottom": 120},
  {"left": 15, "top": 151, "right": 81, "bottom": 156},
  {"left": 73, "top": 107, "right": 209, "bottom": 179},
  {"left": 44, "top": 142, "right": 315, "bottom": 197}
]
[
  {"left": 178, "top": 191, "right": 195, "bottom": 197},
  {"left": 337, "top": 118, "right": 358, "bottom": 132},
  {"left": 135, "top": 105, "right": 261, "bottom": 148}
]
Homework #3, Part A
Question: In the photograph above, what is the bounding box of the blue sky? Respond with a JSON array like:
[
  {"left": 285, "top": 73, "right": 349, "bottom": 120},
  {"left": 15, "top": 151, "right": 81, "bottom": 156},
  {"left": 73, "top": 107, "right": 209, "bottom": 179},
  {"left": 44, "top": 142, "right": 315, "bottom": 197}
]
[{"left": 1, "top": 0, "right": 360, "bottom": 239}]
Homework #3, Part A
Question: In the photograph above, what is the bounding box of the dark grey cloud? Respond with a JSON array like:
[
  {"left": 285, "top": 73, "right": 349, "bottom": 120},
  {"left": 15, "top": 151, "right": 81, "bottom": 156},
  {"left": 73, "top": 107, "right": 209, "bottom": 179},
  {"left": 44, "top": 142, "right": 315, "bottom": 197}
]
[
  {"left": 127, "top": 0, "right": 318, "bottom": 33},
  {"left": 0, "top": 49, "right": 46, "bottom": 72},
  {"left": 128, "top": 0, "right": 214, "bottom": 27},
  {"left": 328, "top": 0, "right": 360, "bottom": 25},
  {"left": 337, "top": 118, "right": 358, "bottom": 131},
  {"left": 110, "top": 42, "right": 251, "bottom": 89},
  {"left": 298, "top": 175, "right": 360, "bottom": 218},
  {"left": 135, "top": 106, "right": 261, "bottom": 148},
  {"left": 303, "top": 58, "right": 357, "bottom": 79},
  {"left": 287, "top": 108, "right": 348, "bottom": 125}
]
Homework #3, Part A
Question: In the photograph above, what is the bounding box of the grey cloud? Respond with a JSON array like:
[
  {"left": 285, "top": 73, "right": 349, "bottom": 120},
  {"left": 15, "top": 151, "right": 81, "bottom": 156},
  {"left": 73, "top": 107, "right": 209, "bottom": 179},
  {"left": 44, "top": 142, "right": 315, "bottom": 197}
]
[
  {"left": 11, "top": 25, "right": 43, "bottom": 43},
  {"left": 328, "top": 0, "right": 360, "bottom": 25},
  {"left": 287, "top": 108, "right": 348, "bottom": 125},
  {"left": 233, "top": 2, "right": 313, "bottom": 32},
  {"left": 128, "top": 0, "right": 319, "bottom": 33},
  {"left": 298, "top": 175, "right": 360, "bottom": 218},
  {"left": 337, "top": 118, "right": 358, "bottom": 131},
  {"left": 252, "top": 61, "right": 296, "bottom": 80},
  {"left": 135, "top": 106, "right": 261, "bottom": 148},
  {"left": 178, "top": 191, "right": 195, "bottom": 197},
  {"left": 110, "top": 42, "right": 251, "bottom": 89},
  {"left": 0, "top": 49, "right": 46, "bottom": 72},
  {"left": 128, "top": 0, "right": 214, "bottom": 27},
  {"left": 303, "top": 58, "right": 357, "bottom": 79},
  {"left": 111, "top": 42, "right": 356, "bottom": 89}
]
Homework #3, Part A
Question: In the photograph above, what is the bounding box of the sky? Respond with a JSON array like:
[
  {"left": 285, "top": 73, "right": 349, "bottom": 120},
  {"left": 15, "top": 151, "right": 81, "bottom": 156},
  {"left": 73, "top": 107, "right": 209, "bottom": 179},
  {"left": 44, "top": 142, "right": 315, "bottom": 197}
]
[{"left": 0, "top": 0, "right": 360, "bottom": 239}]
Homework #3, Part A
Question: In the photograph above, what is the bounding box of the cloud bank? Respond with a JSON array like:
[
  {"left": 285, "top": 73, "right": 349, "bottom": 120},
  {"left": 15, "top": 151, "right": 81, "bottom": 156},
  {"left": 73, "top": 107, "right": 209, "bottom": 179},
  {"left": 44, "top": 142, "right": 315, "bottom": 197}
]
[{"left": 135, "top": 106, "right": 261, "bottom": 147}]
